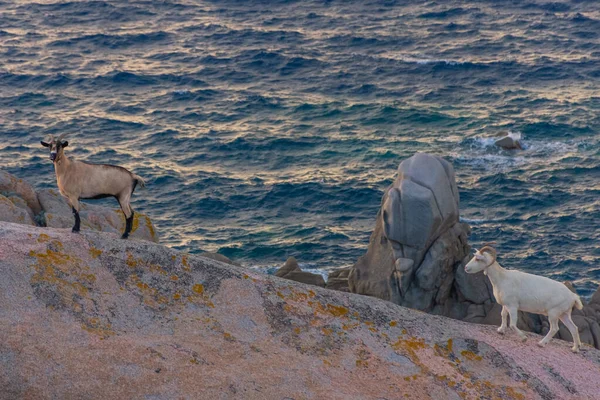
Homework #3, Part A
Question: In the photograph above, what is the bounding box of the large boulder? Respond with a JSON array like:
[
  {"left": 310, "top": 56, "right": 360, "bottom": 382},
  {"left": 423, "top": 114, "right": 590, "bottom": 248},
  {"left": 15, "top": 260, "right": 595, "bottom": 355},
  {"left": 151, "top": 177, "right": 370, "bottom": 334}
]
[
  {"left": 0, "top": 170, "right": 42, "bottom": 215},
  {"left": 1, "top": 222, "right": 600, "bottom": 399},
  {"left": 0, "top": 194, "right": 35, "bottom": 226},
  {"left": 37, "top": 188, "right": 158, "bottom": 242},
  {"left": 349, "top": 153, "right": 472, "bottom": 313}
]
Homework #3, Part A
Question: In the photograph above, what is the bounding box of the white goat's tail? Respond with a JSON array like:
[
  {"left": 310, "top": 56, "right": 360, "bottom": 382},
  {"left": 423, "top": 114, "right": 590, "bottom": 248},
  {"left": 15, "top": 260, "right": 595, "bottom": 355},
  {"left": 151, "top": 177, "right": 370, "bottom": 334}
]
[
  {"left": 132, "top": 174, "right": 146, "bottom": 189},
  {"left": 574, "top": 295, "right": 584, "bottom": 310}
]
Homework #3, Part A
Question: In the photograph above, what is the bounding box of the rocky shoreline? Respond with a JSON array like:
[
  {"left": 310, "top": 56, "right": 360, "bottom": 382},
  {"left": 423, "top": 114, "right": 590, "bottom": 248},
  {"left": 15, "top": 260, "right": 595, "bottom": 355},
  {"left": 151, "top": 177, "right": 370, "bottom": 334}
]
[{"left": 2, "top": 155, "right": 600, "bottom": 398}]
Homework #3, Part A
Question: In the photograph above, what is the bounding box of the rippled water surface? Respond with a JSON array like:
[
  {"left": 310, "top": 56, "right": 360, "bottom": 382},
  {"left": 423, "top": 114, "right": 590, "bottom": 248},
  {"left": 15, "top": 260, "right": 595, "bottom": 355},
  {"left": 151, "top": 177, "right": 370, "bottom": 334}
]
[{"left": 1, "top": 0, "right": 599, "bottom": 296}]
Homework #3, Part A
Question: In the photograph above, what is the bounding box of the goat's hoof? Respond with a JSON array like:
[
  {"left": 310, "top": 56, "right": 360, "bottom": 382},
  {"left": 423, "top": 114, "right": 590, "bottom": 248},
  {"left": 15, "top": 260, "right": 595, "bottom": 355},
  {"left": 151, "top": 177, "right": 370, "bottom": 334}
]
[
  {"left": 120, "top": 234, "right": 129, "bottom": 240},
  {"left": 537, "top": 341, "right": 546, "bottom": 348},
  {"left": 571, "top": 347, "right": 580, "bottom": 353},
  {"left": 497, "top": 328, "right": 506, "bottom": 335},
  {"left": 72, "top": 228, "right": 80, "bottom": 233},
  {"left": 520, "top": 336, "right": 527, "bottom": 343}
]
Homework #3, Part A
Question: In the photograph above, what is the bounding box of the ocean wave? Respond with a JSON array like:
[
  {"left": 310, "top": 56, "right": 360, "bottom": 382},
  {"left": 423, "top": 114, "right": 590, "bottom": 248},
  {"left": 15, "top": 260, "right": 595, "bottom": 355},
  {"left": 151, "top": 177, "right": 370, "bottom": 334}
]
[{"left": 49, "top": 31, "right": 171, "bottom": 49}]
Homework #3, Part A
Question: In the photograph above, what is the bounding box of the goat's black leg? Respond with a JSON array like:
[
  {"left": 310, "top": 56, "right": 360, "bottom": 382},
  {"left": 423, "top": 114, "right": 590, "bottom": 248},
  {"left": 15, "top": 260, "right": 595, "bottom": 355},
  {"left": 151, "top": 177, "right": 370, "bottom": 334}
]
[
  {"left": 72, "top": 207, "right": 81, "bottom": 233},
  {"left": 121, "top": 211, "right": 134, "bottom": 239}
]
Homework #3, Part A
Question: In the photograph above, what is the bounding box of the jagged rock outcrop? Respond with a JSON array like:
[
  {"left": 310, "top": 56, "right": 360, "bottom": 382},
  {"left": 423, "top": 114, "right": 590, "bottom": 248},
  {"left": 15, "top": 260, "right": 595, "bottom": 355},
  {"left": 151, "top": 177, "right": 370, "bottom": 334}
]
[
  {"left": 1, "top": 222, "right": 600, "bottom": 399},
  {"left": 0, "top": 170, "right": 158, "bottom": 242},
  {"left": 275, "top": 256, "right": 326, "bottom": 287},
  {"left": 349, "top": 153, "right": 477, "bottom": 316},
  {"left": 347, "top": 154, "right": 600, "bottom": 350}
]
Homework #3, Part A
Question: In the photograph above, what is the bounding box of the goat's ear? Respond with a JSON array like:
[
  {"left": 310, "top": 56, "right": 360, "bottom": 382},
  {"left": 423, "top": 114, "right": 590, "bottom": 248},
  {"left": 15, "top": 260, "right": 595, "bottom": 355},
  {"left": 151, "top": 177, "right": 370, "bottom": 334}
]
[
  {"left": 41, "top": 141, "right": 50, "bottom": 147},
  {"left": 61, "top": 141, "right": 68, "bottom": 148}
]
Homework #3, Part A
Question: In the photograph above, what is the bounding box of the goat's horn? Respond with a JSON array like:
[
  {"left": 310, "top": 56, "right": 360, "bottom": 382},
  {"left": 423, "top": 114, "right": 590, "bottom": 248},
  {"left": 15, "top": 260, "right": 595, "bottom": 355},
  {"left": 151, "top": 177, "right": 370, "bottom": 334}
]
[
  {"left": 57, "top": 132, "right": 68, "bottom": 142},
  {"left": 479, "top": 245, "right": 497, "bottom": 265}
]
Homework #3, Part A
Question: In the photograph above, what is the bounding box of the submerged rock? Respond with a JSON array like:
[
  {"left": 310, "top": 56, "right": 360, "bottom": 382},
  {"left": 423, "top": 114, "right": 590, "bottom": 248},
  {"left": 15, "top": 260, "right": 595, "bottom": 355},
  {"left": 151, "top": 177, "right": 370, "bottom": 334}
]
[
  {"left": 494, "top": 132, "right": 523, "bottom": 150},
  {"left": 1, "top": 222, "right": 599, "bottom": 399}
]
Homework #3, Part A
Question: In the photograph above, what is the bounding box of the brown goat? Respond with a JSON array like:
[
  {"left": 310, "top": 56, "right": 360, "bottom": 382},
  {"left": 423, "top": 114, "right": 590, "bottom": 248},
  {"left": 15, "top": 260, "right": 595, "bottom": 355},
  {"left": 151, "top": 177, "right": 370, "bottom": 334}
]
[{"left": 41, "top": 134, "right": 146, "bottom": 239}]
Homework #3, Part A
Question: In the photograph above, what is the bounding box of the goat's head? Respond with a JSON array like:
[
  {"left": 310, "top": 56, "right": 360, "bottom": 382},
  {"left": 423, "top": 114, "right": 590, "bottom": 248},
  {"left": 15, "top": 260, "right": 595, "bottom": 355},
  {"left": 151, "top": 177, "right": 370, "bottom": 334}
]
[
  {"left": 41, "top": 133, "right": 68, "bottom": 162},
  {"left": 465, "top": 243, "right": 497, "bottom": 274}
]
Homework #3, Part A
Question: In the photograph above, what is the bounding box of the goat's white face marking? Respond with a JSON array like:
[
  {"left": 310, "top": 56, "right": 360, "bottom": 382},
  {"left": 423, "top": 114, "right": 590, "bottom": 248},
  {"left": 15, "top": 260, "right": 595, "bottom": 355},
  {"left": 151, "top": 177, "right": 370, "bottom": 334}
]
[{"left": 465, "top": 252, "right": 490, "bottom": 274}]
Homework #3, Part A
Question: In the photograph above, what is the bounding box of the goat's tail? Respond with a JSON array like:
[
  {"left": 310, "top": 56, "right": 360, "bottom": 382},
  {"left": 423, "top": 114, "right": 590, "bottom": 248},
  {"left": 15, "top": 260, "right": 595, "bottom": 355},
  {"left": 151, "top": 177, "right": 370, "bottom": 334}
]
[
  {"left": 574, "top": 295, "right": 584, "bottom": 310},
  {"left": 132, "top": 174, "right": 146, "bottom": 189}
]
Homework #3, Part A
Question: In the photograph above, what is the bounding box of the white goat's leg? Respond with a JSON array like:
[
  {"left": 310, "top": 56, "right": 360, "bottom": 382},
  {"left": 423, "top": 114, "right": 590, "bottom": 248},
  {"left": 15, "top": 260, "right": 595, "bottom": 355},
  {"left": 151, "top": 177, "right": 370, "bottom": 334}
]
[
  {"left": 559, "top": 312, "right": 581, "bottom": 353},
  {"left": 507, "top": 306, "right": 527, "bottom": 342},
  {"left": 497, "top": 306, "right": 508, "bottom": 334},
  {"left": 538, "top": 314, "right": 559, "bottom": 347}
]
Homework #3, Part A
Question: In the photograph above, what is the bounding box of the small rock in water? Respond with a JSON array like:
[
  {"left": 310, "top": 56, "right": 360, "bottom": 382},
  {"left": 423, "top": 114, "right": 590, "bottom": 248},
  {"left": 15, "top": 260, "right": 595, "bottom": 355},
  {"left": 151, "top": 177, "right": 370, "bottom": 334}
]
[
  {"left": 275, "top": 256, "right": 325, "bottom": 287},
  {"left": 494, "top": 133, "right": 523, "bottom": 150}
]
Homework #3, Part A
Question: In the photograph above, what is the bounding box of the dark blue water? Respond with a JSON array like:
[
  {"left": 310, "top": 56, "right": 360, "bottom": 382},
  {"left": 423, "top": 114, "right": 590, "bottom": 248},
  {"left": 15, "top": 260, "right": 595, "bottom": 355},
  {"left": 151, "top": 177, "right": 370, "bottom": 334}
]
[{"left": 1, "top": 1, "right": 599, "bottom": 297}]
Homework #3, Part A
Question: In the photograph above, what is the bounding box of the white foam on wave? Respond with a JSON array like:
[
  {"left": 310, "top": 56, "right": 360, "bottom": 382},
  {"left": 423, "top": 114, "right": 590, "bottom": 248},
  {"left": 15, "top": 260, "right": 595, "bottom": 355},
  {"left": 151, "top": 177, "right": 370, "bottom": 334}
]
[{"left": 453, "top": 131, "right": 581, "bottom": 172}]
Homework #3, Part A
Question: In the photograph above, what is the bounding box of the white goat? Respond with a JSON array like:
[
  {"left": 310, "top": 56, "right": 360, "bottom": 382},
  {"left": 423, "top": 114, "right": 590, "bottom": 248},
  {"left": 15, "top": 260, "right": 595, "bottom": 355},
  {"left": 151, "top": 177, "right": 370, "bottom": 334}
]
[
  {"left": 41, "top": 133, "right": 145, "bottom": 239},
  {"left": 465, "top": 244, "right": 583, "bottom": 352}
]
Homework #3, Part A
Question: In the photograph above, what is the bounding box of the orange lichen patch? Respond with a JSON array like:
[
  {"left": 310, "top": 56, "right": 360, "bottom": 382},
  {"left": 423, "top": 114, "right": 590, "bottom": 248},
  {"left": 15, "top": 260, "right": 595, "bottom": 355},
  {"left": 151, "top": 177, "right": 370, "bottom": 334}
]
[
  {"left": 37, "top": 233, "right": 50, "bottom": 243},
  {"left": 223, "top": 332, "right": 235, "bottom": 341},
  {"left": 243, "top": 274, "right": 249, "bottom": 279},
  {"left": 80, "top": 317, "right": 114, "bottom": 339},
  {"left": 170, "top": 275, "right": 179, "bottom": 281},
  {"left": 173, "top": 292, "right": 181, "bottom": 300},
  {"left": 505, "top": 387, "right": 526, "bottom": 400},
  {"left": 341, "top": 321, "right": 361, "bottom": 331},
  {"left": 192, "top": 284, "right": 204, "bottom": 295},
  {"left": 326, "top": 304, "right": 348, "bottom": 317},
  {"left": 89, "top": 247, "right": 102, "bottom": 259},
  {"left": 308, "top": 290, "right": 316, "bottom": 298},
  {"left": 181, "top": 255, "right": 190, "bottom": 271},
  {"left": 276, "top": 291, "right": 284, "bottom": 299},
  {"left": 389, "top": 320, "right": 398, "bottom": 327},
  {"left": 126, "top": 253, "right": 138, "bottom": 268},
  {"left": 322, "top": 359, "right": 332, "bottom": 366},
  {"left": 321, "top": 327, "right": 333, "bottom": 336},
  {"left": 28, "top": 249, "right": 91, "bottom": 299},
  {"left": 460, "top": 350, "right": 483, "bottom": 362},
  {"left": 355, "top": 359, "right": 368, "bottom": 368},
  {"left": 293, "top": 327, "right": 302, "bottom": 334}
]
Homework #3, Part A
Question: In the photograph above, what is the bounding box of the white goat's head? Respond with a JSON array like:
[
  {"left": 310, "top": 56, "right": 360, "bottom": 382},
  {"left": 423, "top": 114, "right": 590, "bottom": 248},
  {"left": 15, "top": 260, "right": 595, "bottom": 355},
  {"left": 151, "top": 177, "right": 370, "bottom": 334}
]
[
  {"left": 465, "top": 243, "right": 497, "bottom": 274},
  {"left": 41, "top": 133, "right": 68, "bottom": 162}
]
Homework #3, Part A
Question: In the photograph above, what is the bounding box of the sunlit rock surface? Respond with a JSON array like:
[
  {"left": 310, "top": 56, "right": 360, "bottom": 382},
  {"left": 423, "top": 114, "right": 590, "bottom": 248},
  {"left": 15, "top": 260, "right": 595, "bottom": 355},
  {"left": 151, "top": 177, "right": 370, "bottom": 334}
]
[{"left": 1, "top": 222, "right": 599, "bottom": 399}]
